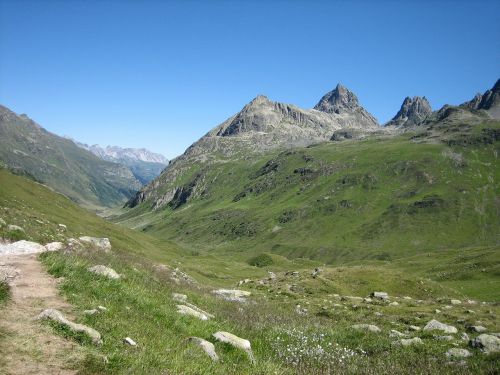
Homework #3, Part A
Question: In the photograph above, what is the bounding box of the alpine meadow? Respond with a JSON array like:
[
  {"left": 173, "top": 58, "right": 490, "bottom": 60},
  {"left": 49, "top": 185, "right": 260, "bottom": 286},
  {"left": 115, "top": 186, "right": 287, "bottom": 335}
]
[{"left": 0, "top": 1, "right": 499, "bottom": 374}]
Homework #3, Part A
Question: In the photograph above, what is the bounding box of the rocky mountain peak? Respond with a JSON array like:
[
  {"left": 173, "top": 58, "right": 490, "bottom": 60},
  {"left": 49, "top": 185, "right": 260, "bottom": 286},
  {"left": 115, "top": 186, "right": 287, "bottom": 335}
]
[
  {"left": 385, "top": 96, "right": 432, "bottom": 127},
  {"left": 461, "top": 78, "right": 500, "bottom": 119},
  {"left": 313, "top": 83, "right": 360, "bottom": 114}
]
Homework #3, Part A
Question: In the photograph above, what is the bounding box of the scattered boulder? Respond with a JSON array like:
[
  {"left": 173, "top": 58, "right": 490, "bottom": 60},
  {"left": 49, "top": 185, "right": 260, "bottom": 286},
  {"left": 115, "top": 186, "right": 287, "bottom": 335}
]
[
  {"left": 409, "top": 325, "right": 421, "bottom": 331},
  {"left": 87, "top": 265, "right": 120, "bottom": 280},
  {"left": 188, "top": 337, "right": 219, "bottom": 362},
  {"left": 97, "top": 305, "right": 107, "bottom": 312},
  {"left": 172, "top": 293, "right": 188, "bottom": 303},
  {"left": 311, "top": 268, "right": 321, "bottom": 278},
  {"left": 398, "top": 337, "right": 423, "bottom": 346},
  {"left": 389, "top": 301, "right": 399, "bottom": 306},
  {"left": 424, "top": 319, "right": 458, "bottom": 334},
  {"left": 213, "top": 331, "right": 255, "bottom": 363},
  {"left": 446, "top": 348, "right": 471, "bottom": 358},
  {"left": 267, "top": 271, "right": 276, "bottom": 280},
  {"left": 352, "top": 324, "right": 381, "bottom": 333},
  {"left": 450, "top": 299, "right": 461, "bottom": 305},
  {"left": 0, "top": 218, "right": 6, "bottom": 228},
  {"left": 123, "top": 337, "right": 137, "bottom": 346},
  {"left": 295, "top": 304, "right": 308, "bottom": 315},
  {"left": 58, "top": 224, "right": 67, "bottom": 231},
  {"left": 37, "top": 308, "right": 102, "bottom": 345},
  {"left": 7, "top": 224, "right": 24, "bottom": 233},
  {"left": 461, "top": 333, "right": 470, "bottom": 341},
  {"left": 177, "top": 305, "right": 210, "bottom": 320},
  {"left": 371, "top": 292, "right": 389, "bottom": 300},
  {"left": 213, "top": 289, "right": 251, "bottom": 302},
  {"left": 342, "top": 296, "right": 364, "bottom": 303},
  {"left": 79, "top": 236, "right": 111, "bottom": 252},
  {"left": 45, "top": 242, "right": 64, "bottom": 252},
  {"left": 83, "top": 309, "right": 99, "bottom": 315},
  {"left": 470, "top": 334, "right": 500, "bottom": 353}
]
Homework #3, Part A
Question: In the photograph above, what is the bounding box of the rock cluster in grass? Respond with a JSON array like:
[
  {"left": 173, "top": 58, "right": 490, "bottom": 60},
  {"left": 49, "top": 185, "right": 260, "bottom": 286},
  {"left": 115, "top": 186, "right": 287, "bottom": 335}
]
[{"left": 87, "top": 265, "right": 121, "bottom": 280}]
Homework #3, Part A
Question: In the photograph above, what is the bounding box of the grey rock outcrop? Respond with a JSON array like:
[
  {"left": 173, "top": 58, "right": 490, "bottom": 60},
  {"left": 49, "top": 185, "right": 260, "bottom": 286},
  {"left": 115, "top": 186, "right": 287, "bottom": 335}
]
[
  {"left": 79, "top": 237, "right": 111, "bottom": 252},
  {"left": 385, "top": 96, "right": 432, "bottom": 127},
  {"left": 37, "top": 308, "right": 102, "bottom": 345}
]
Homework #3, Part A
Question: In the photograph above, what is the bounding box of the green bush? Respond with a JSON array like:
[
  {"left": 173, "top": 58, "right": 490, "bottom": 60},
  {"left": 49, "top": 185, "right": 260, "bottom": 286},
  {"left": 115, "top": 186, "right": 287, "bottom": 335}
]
[{"left": 248, "top": 253, "right": 274, "bottom": 267}]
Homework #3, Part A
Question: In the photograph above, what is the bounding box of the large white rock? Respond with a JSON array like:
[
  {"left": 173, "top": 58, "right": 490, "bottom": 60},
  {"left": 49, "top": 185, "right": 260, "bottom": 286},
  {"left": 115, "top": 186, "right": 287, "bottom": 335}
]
[
  {"left": 423, "top": 319, "right": 457, "bottom": 334},
  {"left": 212, "top": 289, "right": 251, "bottom": 302},
  {"left": 352, "top": 324, "right": 381, "bottom": 333},
  {"left": 188, "top": 337, "right": 219, "bottom": 361},
  {"left": 0, "top": 240, "right": 46, "bottom": 255},
  {"left": 88, "top": 265, "right": 120, "bottom": 280},
  {"left": 79, "top": 236, "right": 111, "bottom": 252},
  {"left": 37, "top": 308, "right": 102, "bottom": 345},
  {"left": 213, "top": 331, "right": 255, "bottom": 363}
]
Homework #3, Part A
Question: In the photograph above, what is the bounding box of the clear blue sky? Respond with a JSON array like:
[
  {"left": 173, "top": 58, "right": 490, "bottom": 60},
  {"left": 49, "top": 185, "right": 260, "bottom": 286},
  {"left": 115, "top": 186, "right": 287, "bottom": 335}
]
[{"left": 1, "top": 0, "right": 499, "bottom": 159}]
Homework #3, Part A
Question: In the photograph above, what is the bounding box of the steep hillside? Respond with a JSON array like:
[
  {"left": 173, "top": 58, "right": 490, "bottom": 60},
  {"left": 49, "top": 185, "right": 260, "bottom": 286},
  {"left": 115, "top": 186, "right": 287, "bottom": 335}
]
[
  {"left": 1, "top": 165, "right": 499, "bottom": 374},
  {"left": 0, "top": 105, "right": 142, "bottom": 209},
  {"left": 75, "top": 143, "right": 168, "bottom": 184},
  {"left": 127, "top": 84, "right": 382, "bottom": 208},
  {"left": 117, "top": 106, "right": 499, "bottom": 265}
]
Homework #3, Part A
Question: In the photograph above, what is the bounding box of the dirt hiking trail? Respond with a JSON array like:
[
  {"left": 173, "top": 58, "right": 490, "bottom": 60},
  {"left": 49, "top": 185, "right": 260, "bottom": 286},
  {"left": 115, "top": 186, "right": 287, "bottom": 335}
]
[{"left": 0, "top": 253, "right": 83, "bottom": 375}]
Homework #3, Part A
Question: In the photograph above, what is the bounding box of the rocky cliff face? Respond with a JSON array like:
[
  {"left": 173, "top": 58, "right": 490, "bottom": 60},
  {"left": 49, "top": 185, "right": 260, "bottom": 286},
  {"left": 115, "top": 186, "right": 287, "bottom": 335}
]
[
  {"left": 461, "top": 79, "right": 500, "bottom": 119},
  {"left": 385, "top": 96, "right": 432, "bottom": 127},
  {"left": 126, "top": 84, "right": 380, "bottom": 208}
]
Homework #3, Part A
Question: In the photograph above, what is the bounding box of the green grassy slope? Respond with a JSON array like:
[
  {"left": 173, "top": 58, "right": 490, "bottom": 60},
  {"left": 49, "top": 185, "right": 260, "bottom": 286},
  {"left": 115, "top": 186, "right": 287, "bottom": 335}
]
[
  {"left": 0, "top": 105, "right": 142, "bottom": 209},
  {"left": 117, "top": 121, "right": 500, "bottom": 266},
  {"left": 1, "top": 168, "right": 499, "bottom": 374}
]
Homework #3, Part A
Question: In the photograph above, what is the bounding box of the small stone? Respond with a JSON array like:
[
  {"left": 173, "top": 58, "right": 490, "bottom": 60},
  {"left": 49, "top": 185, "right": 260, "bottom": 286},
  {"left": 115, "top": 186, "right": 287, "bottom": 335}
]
[
  {"left": 450, "top": 299, "right": 461, "bottom": 305},
  {"left": 88, "top": 265, "right": 120, "bottom": 280},
  {"left": 468, "top": 325, "right": 487, "bottom": 333},
  {"left": 177, "top": 305, "right": 210, "bottom": 320},
  {"left": 172, "top": 293, "right": 188, "bottom": 303},
  {"left": 434, "top": 335, "right": 454, "bottom": 341},
  {"left": 97, "top": 306, "right": 107, "bottom": 311},
  {"left": 213, "top": 331, "right": 255, "bottom": 363},
  {"left": 212, "top": 289, "right": 251, "bottom": 302},
  {"left": 45, "top": 242, "right": 64, "bottom": 252},
  {"left": 461, "top": 333, "right": 469, "bottom": 341},
  {"left": 352, "top": 324, "right": 381, "bottom": 333},
  {"left": 123, "top": 337, "right": 137, "bottom": 346},
  {"left": 409, "top": 325, "right": 421, "bottom": 331},
  {"left": 7, "top": 224, "right": 24, "bottom": 233},
  {"left": 399, "top": 337, "right": 423, "bottom": 346},
  {"left": 83, "top": 309, "right": 99, "bottom": 315},
  {"left": 188, "top": 337, "right": 219, "bottom": 361},
  {"left": 435, "top": 309, "right": 441, "bottom": 314},
  {"left": 58, "top": 224, "right": 67, "bottom": 231},
  {"left": 371, "top": 292, "right": 389, "bottom": 300},
  {"left": 446, "top": 348, "right": 471, "bottom": 358},
  {"left": 390, "top": 330, "right": 406, "bottom": 338},
  {"left": 38, "top": 309, "right": 102, "bottom": 345},
  {"left": 389, "top": 301, "right": 399, "bottom": 306}
]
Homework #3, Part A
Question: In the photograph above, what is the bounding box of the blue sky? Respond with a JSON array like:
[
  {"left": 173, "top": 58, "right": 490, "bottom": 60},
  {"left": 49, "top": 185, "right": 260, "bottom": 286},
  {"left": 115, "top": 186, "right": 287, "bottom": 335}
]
[{"left": 0, "top": 0, "right": 499, "bottom": 159}]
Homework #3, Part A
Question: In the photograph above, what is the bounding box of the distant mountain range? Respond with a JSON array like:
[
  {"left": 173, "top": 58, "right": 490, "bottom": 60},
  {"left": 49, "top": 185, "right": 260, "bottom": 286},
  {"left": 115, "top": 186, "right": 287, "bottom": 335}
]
[
  {"left": 0, "top": 105, "right": 166, "bottom": 209},
  {"left": 74, "top": 143, "right": 168, "bottom": 184}
]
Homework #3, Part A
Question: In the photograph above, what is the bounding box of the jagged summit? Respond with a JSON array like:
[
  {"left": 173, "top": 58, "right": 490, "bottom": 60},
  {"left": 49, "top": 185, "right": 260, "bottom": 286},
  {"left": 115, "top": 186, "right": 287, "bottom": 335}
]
[
  {"left": 461, "top": 78, "right": 500, "bottom": 119},
  {"left": 385, "top": 96, "right": 432, "bottom": 128},
  {"left": 314, "top": 83, "right": 379, "bottom": 128},
  {"left": 314, "top": 83, "right": 360, "bottom": 114}
]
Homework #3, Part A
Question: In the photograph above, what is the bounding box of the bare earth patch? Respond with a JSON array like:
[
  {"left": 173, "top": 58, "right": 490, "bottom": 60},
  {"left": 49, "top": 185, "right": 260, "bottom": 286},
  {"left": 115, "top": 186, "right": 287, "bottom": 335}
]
[{"left": 0, "top": 254, "right": 84, "bottom": 375}]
